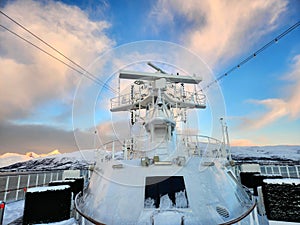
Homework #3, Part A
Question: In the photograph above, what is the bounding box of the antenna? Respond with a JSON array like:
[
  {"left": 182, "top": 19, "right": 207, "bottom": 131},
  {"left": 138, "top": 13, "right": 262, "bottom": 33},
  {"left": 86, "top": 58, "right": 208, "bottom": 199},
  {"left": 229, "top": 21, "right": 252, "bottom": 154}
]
[{"left": 147, "top": 62, "right": 167, "bottom": 74}]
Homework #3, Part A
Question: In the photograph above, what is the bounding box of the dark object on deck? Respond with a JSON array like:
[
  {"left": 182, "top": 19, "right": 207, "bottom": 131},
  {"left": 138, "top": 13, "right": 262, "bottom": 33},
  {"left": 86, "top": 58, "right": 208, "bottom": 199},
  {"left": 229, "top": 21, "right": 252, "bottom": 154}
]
[
  {"left": 252, "top": 174, "right": 282, "bottom": 196},
  {"left": 23, "top": 185, "right": 71, "bottom": 225},
  {"left": 49, "top": 179, "right": 77, "bottom": 199},
  {"left": 65, "top": 177, "right": 84, "bottom": 196},
  {"left": 262, "top": 179, "right": 300, "bottom": 222},
  {"left": 239, "top": 172, "right": 260, "bottom": 188}
]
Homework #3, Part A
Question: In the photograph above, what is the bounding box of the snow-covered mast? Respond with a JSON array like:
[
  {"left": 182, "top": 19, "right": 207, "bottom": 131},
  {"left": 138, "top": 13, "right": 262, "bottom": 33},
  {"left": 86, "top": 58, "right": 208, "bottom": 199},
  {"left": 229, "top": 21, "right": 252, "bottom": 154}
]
[{"left": 110, "top": 66, "right": 206, "bottom": 158}]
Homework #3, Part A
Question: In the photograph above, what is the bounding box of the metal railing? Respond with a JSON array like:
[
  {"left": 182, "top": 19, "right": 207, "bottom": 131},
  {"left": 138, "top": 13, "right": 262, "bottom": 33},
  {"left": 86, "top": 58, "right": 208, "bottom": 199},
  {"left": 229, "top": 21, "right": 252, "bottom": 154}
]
[
  {"left": 0, "top": 169, "right": 91, "bottom": 203},
  {"left": 0, "top": 171, "right": 64, "bottom": 203},
  {"left": 97, "top": 133, "right": 226, "bottom": 160}
]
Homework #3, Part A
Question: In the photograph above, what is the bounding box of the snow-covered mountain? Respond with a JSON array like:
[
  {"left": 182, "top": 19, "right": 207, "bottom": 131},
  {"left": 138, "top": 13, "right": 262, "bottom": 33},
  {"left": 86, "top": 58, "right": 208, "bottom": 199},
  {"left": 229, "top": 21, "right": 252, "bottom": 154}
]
[
  {"left": 0, "top": 149, "right": 96, "bottom": 172},
  {"left": 231, "top": 145, "right": 300, "bottom": 165},
  {"left": 0, "top": 145, "right": 299, "bottom": 172},
  {"left": 0, "top": 150, "right": 61, "bottom": 168}
]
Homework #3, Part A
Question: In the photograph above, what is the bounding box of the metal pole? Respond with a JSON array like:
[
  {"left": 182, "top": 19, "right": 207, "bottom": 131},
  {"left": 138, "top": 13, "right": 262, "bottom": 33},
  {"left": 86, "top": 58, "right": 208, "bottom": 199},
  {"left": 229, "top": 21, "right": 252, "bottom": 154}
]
[
  {"left": 224, "top": 124, "right": 232, "bottom": 161},
  {"left": 27, "top": 174, "right": 30, "bottom": 188},
  {"left": 43, "top": 173, "right": 46, "bottom": 186},
  {"left": 15, "top": 175, "right": 21, "bottom": 201},
  {"left": 3, "top": 176, "right": 10, "bottom": 202},
  {"left": 0, "top": 201, "right": 5, "bottom": 225},
  {"left": 112, "top": 141, "right": 115, "bottom": 160},
  {"left": 35, "top": 174, "right": 39, "bottom": 187}
]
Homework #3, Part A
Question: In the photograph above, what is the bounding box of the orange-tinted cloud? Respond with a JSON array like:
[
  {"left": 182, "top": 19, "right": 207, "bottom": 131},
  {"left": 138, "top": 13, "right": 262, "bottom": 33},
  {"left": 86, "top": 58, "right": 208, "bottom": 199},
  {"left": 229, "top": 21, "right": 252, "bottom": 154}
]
[
  {"left": 230, "top": 139, "right": 255, "bottom": 146},
  {"left": 149, "top": 0, "right": 288, "bottom": 67},
  {"left": 0, "top": 0, "right": 113, "bottom": 121},
  {"left": 240, "top": 54, "right": 300, "bottom": 129}
]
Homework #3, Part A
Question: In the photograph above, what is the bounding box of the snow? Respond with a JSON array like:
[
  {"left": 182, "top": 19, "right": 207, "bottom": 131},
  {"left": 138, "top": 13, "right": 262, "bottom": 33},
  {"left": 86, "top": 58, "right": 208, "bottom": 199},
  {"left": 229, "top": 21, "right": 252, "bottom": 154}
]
[
  {"left": 175, "top": 190, "right": 188, "bottom": 208},
  {"left": 1, "top": 146, "right": 299, "bottom": 224},
  {"left": 144, "top": 198, "right": 155, "bottom": 208},
  {"left": 0, "top": 149, "right": 97, "bottom": 172},
  {"left": 1, "top": 145, "right": 299, "bottom": 171},
  {"left": 2, "top": 200, "right": 77, "bottom": 225},
  {"left": 34, "top": 218, "right": 77, "bottom": 225},
  {"left": 152, "top": 211, "right": 183, "bottom": 225},
  {"left": 0, "top": 153, "right": 32, "bottom": 167},
  {"left": 50, "top": 180, "right": 76, "bottom": 183},
  {"left": 0, "top": 150, "right": 62, "bottom": 167},
  {"left": 269, "top": 221, "right": 300, "bottom": 225},
  {"left": 27, "top": 185, "right": 70, "bottom": 193},
  {"left": 231, "top": 145, "right": 300, "bottom": 163},
  {"left": 0, "top": 149, "right": 96, "bottom": 170},
  {"left": 263, "top": 178, "right": 300, "bottom": 185},
  {"left": 159, "top": 194, "right": 173, "bottom": 209},
  {"left": 3, "top": 200, "right": 24, "bottom": 225}
]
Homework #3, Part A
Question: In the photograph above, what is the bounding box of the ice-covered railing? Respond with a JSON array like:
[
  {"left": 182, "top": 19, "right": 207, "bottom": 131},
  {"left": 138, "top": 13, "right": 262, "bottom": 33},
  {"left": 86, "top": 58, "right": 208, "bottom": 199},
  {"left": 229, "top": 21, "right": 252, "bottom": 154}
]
[
  {"left": 110, "top": 82, "right": 206, "bottom": 111},
  {"left": 165, "top": 88, "right": 206, "bottom": 108},
  {"left": 110, "top": 84, "right": 150, "bottom": 110},
  {"left": 176, "top": 134, "right": 226, "bottom": 158},
  {"left": 96, "top": 133, "right": 227, "bottom": 161}
]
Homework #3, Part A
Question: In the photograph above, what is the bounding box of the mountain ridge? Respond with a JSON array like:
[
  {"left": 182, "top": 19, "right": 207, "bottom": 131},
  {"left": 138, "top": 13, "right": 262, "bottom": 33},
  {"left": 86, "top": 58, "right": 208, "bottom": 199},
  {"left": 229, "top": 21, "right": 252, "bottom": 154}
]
[{"left": 0, "top": 145, "right": 299, "bottom": 172}]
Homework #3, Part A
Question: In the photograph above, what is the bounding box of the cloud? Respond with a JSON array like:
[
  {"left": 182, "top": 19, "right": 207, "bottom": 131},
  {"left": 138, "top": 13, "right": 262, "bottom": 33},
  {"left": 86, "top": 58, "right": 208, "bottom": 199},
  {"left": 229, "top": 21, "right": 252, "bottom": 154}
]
[
  {"left": 0, "top": 0, "right": 115, "bottom": 154},
  {"left": 0, "top": 0, "right": 114, "bottom": 121},
  {"left": 0, "top": 121, "right": 77, "bottom": 154},
  {"left": 149, "top": 0, "right": 288, "bottom": 67},
  {"left": 230, "top": 139, "right": 255, "bottom": 146},
  {"left": 240, "top": 54, "right": 300, "bottom": 129}
]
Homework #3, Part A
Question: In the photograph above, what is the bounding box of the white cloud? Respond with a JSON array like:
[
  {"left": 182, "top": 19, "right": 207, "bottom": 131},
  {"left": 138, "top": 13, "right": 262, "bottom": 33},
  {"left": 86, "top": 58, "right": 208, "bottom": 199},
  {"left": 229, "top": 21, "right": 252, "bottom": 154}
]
[
  {"left": 240, "top": 54, "right": 300, "bottom": 129},
  {"left": 149, "top": 0, "right": 288, "bottom": 67},
  {"left": 0, "top": 0, "right": 114, "bottom": 121}
]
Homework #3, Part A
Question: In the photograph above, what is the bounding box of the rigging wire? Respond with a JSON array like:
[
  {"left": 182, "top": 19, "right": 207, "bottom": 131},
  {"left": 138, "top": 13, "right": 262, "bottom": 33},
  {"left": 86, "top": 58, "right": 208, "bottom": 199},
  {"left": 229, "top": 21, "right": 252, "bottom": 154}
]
[
  {"left": 0, "top": 10, "right": 117, "bottom": 94},
  {"left": 0, "top": 24, "right": 105, "bottom": 87},
  {"left": 1, "top": 10, "right": 299, "bottom": 93},
  {"left": 200, "top": 20, "right": 300, "bottom": 91}
]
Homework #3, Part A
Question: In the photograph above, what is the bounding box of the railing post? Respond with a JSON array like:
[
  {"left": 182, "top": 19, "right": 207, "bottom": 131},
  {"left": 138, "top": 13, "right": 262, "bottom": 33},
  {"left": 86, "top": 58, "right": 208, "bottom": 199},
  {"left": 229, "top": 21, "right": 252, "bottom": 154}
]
[
  {"left": 36, "top": 174, "right": 39, "bottom": 187},
  {"left": 253, "top": 205, "right": 259, "bottom": 225},
  {"left": 295, "top": 166, "right": 299, "bottom": 178},
  {"left": 0, "top": 201, "right": 5, "bottom": 225},
  {"left": 15, "top": 175, "right": 21, "bottom": 201},
  {"left": 112, "top": 141, "right": 115, "bottom": 160},
  {"left": 27, "top": 174, "right": 30, "bottom": 188},
  {"left": 3, "top": 176, "right": 10, "bottom": 202},
  {"left": 43, "top": 173, "right": 46, "bottom": 186},
  {"left": 25, "top": 174, "right": 30, "bottom": 199}
]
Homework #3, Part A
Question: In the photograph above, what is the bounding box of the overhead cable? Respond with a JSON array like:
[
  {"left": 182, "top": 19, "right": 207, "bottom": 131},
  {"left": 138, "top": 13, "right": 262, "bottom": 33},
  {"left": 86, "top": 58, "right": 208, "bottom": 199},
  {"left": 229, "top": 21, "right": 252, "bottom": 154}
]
[
  {"left": 0, "top": 10, "right": 117, "bottom": 94},
  {"left": 201, "top": 21, "right": 300, "bottom": 91}
]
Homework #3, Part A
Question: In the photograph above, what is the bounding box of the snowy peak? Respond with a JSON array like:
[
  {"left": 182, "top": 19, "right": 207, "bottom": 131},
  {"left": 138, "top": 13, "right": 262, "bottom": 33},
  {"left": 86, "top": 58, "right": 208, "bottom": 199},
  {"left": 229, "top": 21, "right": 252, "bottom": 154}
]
[
  {"left": 47, "top": 149, "right": 61, "bottom": 155},
  {"left": 0, "top": 153, "right": 31, "bottom": 168},
  {"left": 0, "top": 149, "right": 62, "bottom": 168},
  {"left": 25, "top": 149, "right": 61, "bottom": 158},
  {"left": 0, "top": 149, "right": 96, "bottom": 172},
  {"left": 25, "top": 152, "right": 40, "bottom": 158}
]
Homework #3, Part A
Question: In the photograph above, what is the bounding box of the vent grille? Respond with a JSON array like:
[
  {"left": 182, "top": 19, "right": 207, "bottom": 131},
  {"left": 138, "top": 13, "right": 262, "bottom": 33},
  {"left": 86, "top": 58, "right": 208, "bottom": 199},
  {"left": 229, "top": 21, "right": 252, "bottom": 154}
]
[{"left": 216, "top": 206, "right": 230, "bottom": 218}]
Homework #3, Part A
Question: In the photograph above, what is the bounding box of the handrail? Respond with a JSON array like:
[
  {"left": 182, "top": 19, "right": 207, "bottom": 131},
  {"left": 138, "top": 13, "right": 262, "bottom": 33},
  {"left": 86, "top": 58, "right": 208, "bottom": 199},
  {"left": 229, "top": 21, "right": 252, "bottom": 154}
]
[
  {"left": 218, "top": 201, "right": 256, "bottom": 225},
  {"left": 97, "top": 133, "right": 225, "bottom": 161},
  {"left": 176, "top": 133, "right": 222, "bottom": 144},
  {"left": 0, "top": 184, "right": 44, "bottom": 194},
  {"left": 75, "top": 189, "right": 255, "bottom": 225},
  {"left": 74, "top": 191, "right": 106, "bottom": 225}
]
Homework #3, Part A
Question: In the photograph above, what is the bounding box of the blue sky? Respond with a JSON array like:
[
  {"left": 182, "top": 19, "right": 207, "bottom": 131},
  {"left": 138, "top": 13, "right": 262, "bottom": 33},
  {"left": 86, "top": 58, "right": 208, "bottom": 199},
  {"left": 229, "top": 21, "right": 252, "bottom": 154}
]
[{"left": 0, "top": 0, "right": 300, "bottom": 154}]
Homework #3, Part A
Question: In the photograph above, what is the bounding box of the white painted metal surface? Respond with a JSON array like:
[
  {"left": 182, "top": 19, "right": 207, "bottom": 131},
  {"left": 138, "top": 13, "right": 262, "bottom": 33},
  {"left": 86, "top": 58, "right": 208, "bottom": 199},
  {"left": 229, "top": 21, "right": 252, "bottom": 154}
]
[{"left": 76, "top": 69, "right": 258, "bottom": 225}]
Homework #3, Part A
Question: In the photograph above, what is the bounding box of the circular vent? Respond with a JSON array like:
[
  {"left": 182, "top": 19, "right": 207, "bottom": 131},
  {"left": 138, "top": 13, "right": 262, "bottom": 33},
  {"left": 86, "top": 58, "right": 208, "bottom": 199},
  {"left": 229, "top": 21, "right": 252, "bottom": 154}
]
[{"left": 216, "top": 206, "right": 230, "bottom": 218}]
